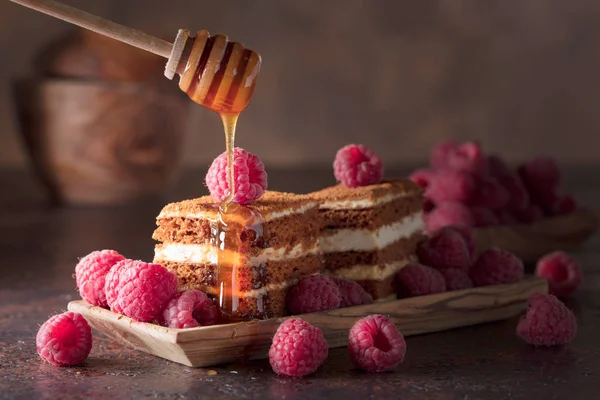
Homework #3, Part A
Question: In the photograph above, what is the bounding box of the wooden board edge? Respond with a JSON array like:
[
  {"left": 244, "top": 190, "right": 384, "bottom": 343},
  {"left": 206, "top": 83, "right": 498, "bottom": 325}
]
[{"left": 68, "top": 275, "right": 547, "bottom": 345}]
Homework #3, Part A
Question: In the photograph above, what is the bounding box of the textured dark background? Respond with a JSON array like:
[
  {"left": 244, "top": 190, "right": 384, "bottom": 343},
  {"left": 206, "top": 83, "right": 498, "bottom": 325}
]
[{"left": 1, "top": 0, "right": 599, "bottom": 168}]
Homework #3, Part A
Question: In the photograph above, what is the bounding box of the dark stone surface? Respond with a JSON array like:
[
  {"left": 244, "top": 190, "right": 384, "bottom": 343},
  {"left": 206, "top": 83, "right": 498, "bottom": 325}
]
[{"left": 1, "top": 168, "right": 599, "bottom": 400}]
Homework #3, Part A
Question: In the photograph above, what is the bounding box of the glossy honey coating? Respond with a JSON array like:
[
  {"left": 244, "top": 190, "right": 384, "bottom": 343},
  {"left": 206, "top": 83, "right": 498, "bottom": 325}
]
[{"left": 179, "top": 30, "right": 261, "bottom": 115}]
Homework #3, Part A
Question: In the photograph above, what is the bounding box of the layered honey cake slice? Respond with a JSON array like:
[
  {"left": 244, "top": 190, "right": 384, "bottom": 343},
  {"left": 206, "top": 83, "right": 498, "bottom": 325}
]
[
  {"left": 309, "top": 179, "right": 425, "bottom": 300},
  {"left": 152, "top": 191, "right": 322, "bottom": 320}
]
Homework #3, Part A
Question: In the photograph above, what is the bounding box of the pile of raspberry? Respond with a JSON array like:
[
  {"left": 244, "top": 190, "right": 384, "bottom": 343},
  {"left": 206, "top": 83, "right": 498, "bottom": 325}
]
[
  {"left": 75, "top": 250, "right": 218, "bottom": 327},
  {"left": 401, "top": 224, "right": 581, "bottom": 300},
  {"left": 409, "top": 141, "right": 578, "bottom": 232},
  {"left": 396, "top": 225, "right": 525, "bottom": 298},
  {"left": 286, "top": 275, "right": 373, "bottom": 315},
  {"left": 37, "top": 249, "right": 219, "bottom": 367}
]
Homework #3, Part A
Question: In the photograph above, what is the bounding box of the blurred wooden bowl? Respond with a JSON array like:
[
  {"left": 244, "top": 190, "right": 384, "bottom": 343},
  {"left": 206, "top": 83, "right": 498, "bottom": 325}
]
[
  {"left": 35, "top": 29, "right": 166, "bottom": 84},
  {"left": 474, "top": 208, "right": 599, "bottom": 263},
  {"left": 13, "top": 78, "right": 189, "bottom": 205}
]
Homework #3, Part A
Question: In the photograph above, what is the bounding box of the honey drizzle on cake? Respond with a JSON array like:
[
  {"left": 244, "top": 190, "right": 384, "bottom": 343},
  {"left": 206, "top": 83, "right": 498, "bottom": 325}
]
[
  {"left": 177, "top": 30, "right": 262, "bottom": 320},
  {"left": 210, "top": 203, "right": 266, "bottom": 321}
]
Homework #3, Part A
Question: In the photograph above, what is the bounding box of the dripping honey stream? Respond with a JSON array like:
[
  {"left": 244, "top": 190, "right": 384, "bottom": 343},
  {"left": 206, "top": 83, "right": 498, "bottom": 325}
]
[{"left": 178, "top": 31, "right": 263, "bottom": 321}]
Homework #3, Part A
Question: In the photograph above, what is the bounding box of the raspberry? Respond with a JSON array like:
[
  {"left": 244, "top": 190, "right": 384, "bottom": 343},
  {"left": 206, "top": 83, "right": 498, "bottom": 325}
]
[
  {"left": 535, "top": 252, "right": 582, "bottom": 298},
  {"left": 333, "top": 144, "right": 384, "bottom": 188},
  {"left": 557, "top": 195, "right": 577, "bottom": 216},
  {"left": 396, "top": 264, "right": 447, "bottom": 298},
  {"left": 36, "top": 312, "right": 92, "bottom": 367},
  {"left": 447, "top": 224, "right": 477, "bottom": 259},
  {"left": 408, "top": 168, "right": 435, "bottom": 189},
  {"left": 518, "top": 157, "right": 561, "bottom": 214},
  {"left": 205, "top": 147, "right": 268, "bottom": 205},
  {"left": 424, "top": 202, "right": 474, "bottom": 232},
  {"left": 423, "top": 198, "right": 435, "bottom": 213},
  {"left": 417, "top": 227, "right": 471, "bottom": 271},
  {"left": 470, "top": 247, "right": 524, "bottom": 286},
  {"left": 516, "top": 293, "right": 577, "bottom": 346},
  {"left": 471, "top": 206, "right": 500, "bottom": 227},
  {"left": 269, "top": 318, "right": 328, "bottom": 377},
  {"left": 104, "top": 260, "right": 128, "bottom": 310},
  {"left": 430, "top": 140, "right": 456, "bottom": 169},
  {"left": 497, "top": 173, "right": 530, "bottom": 212},
  {"left": 445, "top": 142, "right": 487, "bottom": 175},
  {"left": 426, "top": 170, "right": 475, "bottom": 203},
  {"left": 105, "top": 260, "right": 178, "bottom": 322},
  {"left": 440, "top": 268, "right": 473, "bottom": 291},
  {"left": 158, "top": 290, "right": 218, "bottom": 329},
  {"left": 287, "top": 275, "right": 341, "bottom": 314},
  {"left": 331, "top": 277, "right": 373, "bottom": 308},
  {"left": 518, "top": 157, "right": 561, "bottom": 196},
  {"left": 348, "top": 315, "right": 406, "bottom": 372},
  {"left": 74, "top": 250, "right": 125, "bottom": 308},
  {"left": 512, "top": 204, "right": 543, "bottom": 224},
  {"left": 469, "top": 175, "right": 509, "bottom": 210},
  {"left": 486, "top": 154, "right": 511, "bottom": 178}
]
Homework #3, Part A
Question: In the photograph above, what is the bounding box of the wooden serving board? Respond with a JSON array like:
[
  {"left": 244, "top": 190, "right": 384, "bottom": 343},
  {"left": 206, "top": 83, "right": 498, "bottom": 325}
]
[
  {"left": 67, "top": 276, "right": 547, "bottom": 368},
  {"left": 474, "top": 208, "right": 599, "bottom": 264}
]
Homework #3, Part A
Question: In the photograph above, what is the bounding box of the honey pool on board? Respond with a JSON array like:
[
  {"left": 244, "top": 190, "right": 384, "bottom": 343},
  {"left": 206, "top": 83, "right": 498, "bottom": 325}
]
[{"left": 177, "top": 30, "right": 262, "bottom": 320}]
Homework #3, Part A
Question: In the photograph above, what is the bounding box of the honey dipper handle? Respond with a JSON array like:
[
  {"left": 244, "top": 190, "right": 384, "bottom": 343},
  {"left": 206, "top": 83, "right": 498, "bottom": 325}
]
[{"left": 9, "top": 0, "right": 173, "bottom": 59}]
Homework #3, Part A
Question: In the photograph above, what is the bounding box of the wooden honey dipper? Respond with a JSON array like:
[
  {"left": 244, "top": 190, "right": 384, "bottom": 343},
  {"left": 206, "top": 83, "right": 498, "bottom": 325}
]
[{"left": 9, "top": 0, "right": 262, "bottom": 114}]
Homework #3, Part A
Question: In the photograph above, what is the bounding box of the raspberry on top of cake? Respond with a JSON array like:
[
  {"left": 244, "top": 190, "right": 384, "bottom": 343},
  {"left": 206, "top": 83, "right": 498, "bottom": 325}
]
[
  {"left": 309, "top": 179, "right": 425, "bottom": 300},
  {"left": 152, "top": 191, "right": 322, "bottom": 320}
]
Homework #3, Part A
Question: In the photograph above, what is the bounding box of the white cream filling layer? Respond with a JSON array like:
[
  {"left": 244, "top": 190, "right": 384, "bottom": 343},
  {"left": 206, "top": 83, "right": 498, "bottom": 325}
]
[
  {"left": 154, "top": 242, "right": 319, "bottom": 266},
  {"left": 319, "top": 192, "right": 408, "bottom": 210},
  {"left": 186, "top": 279, "right": 299, "bottom": 299},
  {"left": 158, "top": 201, "right": 316, "bottom": 221},
  {"left": 325, "top": 258, "right": 414, "bottom": 281},
  {"left": 319, "top": 212, "right": 424, "bottom": 253}
]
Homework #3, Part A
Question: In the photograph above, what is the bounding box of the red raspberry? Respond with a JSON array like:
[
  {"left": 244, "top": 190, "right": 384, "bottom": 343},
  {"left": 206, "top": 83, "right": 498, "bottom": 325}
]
[
  {"left": 348, "top": 314, "right": 406, "bottom": 372},
  {"left": 430, "top": 140, "right": 456, "bottom": 169},
  {"left": 408, "top": 168, "right": 435, "bottom": 189},
  {"left": 426, "top": 170, "right": 476, "bottom": 203},
  {"left": 486, "top": 154, "right": 511, "bottom": 178},
  {"left": 104, "top": 260, "right": 128, "bottom": 310},
  {"left": 556, "top": 195, "right": 577, "bottom": 216},
  {"left": 512, "top": 204, "right": 543, "bottom": 224},
  {"left": 536, "top": 252, "right": 582, "bottom": 298},
  {"left": 440, "top": 268, "right": 473, "bottom": 291},
  {"left": 497, "top": 173, "right": 530, "bottom": 212},
  {"left": 287, "top": 275, "right": 341, "bottom": 314},
  {"left": 74, "top": 250, "right": 125, "bottom": 308},
  {"left": 516, "top": 293, "right": 577, "bottom": 346},
  {"left": 470, "top": 247, "right": 524, "bottom": 287},
  {"left": 518, "top": 157, "right": 561, "bottom": 195},
  {"left": 445, "top": 142, "right": 487, "bottom": 175},
  {"left": 518, "top": 157, "right": 561, "bottom": 213},
  {"left": 105, "top": 260, "right": 178, "bottom": 322},
  {"left": 205, "top": 147, "right": 268, "bottom": 205},
  {"left": 269, "top": 318, "right": 328, "bottom": 377},
  {"left": 417, "top": 228, "right": 471, "bottom": 271},
  {"left": 424, "top": 202, "right": 474, "bottom": 232},
  {"left": 447, "top": 224, "right": 477, "bottom": 259},
  {"left": 396, "top": 264, "right": 447, "bottom": 298},
  {"left": 333, "top": 144, "right": 384, "bottom": 188},
  {"left": 331, "top": 277, "right": 373, "bottom": 308},
  {"left": 423, "top": 197, "right": 435, "bottom": 213},
  {"left": 36, "top": 312, "right": 92, "bottom": 367},
  {"left": 158, "top": 290, "right": 218, "bottom": 328},
  {"left": 471, "top": 206, "right": 500, "bottom": 227},
  {"left": 469, "top": 175, "right": 510, "bottom": 210}
]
